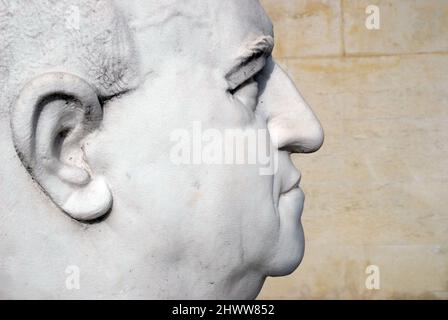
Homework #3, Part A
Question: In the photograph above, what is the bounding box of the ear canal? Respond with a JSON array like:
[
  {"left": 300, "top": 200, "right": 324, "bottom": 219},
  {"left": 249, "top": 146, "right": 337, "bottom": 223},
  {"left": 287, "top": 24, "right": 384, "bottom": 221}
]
[{"left": 10, "top": 72, "right": 112, "bottom": 221}]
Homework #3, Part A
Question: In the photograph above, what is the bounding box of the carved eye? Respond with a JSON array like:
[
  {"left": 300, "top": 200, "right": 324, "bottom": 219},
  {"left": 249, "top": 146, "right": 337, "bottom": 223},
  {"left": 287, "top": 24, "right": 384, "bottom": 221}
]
[
  {"left": 226, "top": 54, "right": 268, "bottom": 112},
  {"left": 230, "top": 77, "right": 259, "bottom": 111}
]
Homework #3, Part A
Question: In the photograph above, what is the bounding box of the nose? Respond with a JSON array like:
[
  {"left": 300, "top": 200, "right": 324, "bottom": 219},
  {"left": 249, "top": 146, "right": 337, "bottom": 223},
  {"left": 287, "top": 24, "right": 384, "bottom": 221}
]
[{"left": 257, "top": 58, "right": 324, "bottom": 153}]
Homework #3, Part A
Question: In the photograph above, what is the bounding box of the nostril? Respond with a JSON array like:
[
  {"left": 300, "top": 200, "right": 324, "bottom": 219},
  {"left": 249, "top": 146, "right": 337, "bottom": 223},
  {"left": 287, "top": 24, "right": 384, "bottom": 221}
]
[{"left": 269, "top": 119, "right": 324, "bottom": 154}]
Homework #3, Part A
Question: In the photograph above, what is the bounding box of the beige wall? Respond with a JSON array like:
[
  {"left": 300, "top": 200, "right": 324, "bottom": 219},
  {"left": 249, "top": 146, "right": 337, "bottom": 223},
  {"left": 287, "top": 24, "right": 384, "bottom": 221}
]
[{"left": 258, "top": 0, "right": 448, "bottom": 299}]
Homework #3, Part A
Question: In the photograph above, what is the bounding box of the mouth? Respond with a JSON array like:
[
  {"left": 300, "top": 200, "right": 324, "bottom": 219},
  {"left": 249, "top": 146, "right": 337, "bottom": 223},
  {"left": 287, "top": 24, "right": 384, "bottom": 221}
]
[
  {"left": 281, "top": 179, "right": 301, "bottom": 195},
  {"left": 280, "top": 171, "right": 302, "bottom": 197},
  {"left": 276, "top": 170, "right": 304, "bottom": 218},
  {"left": 273, "top": 169, "right": 303, "bottom": 211}
]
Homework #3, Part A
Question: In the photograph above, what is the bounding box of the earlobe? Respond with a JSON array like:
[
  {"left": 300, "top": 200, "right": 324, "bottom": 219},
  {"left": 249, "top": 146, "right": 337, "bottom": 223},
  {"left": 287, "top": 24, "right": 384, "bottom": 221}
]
[{"left": 11, "top": 72, "right": 113, "bottom": 221}]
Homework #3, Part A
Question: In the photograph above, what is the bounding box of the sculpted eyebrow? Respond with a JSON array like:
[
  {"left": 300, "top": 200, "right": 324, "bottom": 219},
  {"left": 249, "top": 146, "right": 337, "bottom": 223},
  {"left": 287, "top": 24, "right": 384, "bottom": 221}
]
[{"left": 225, "top": 36, "right": 274, "bottom": 91}]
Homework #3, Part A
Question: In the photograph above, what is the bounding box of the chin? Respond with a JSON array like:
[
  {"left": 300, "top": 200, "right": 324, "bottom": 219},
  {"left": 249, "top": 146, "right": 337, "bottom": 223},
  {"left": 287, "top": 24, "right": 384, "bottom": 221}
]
[{"left": 270, "top": 228, "right": 305, "bottom": 277}]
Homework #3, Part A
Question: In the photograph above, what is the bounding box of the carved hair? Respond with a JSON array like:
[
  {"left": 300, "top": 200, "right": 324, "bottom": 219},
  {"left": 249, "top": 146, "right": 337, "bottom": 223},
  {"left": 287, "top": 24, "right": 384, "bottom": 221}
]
[{"left": 0, "top": 0, "right": 136, "bottom": 114}]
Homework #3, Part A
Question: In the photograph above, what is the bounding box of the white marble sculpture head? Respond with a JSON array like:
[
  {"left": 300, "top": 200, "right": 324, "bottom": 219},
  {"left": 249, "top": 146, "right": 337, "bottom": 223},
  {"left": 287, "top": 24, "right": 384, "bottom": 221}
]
[{"left": 0, "top": 0, "right": 323, "bottom": 299}]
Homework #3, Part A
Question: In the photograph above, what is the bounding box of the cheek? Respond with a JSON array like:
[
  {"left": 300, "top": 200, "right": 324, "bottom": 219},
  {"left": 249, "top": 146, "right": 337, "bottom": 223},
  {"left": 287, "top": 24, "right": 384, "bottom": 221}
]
[{"left": 86, "top": 84, "right": 280, "bottom": 269}]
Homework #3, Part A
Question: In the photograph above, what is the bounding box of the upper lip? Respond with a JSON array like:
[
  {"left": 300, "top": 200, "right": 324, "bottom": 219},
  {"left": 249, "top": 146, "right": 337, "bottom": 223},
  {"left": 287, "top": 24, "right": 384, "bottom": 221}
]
[{"left": 281, "top": 174, "right": 301, "bottom": 195}]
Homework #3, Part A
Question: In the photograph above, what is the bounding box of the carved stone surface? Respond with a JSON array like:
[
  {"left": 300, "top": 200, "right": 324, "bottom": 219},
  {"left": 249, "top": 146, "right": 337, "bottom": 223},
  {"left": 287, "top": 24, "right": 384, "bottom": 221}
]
[{"left": 0, "top": 0, "right": 323, "bottom": 299}]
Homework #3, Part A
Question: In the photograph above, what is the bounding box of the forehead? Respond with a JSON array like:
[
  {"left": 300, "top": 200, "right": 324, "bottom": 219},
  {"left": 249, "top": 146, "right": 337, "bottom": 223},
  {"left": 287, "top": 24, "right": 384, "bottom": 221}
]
[{"left": 114, "top": 0, "right": 273, "bottom": 71}]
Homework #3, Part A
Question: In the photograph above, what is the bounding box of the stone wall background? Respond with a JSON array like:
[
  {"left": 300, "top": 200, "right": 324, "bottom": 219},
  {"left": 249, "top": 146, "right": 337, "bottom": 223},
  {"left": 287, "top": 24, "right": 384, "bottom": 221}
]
[{"left": 258, "top": 0, "right": 448, "bottom": 299}]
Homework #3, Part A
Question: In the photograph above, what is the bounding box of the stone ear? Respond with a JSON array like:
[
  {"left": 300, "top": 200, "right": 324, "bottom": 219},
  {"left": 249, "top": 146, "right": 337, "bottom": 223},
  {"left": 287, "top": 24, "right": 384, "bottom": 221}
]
[{"left": 11, "top": 72, "right": 112, "bottom": 221}]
